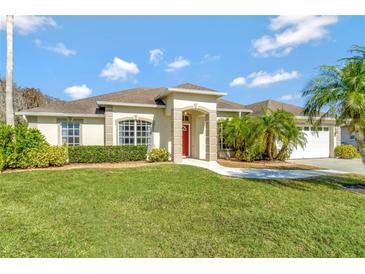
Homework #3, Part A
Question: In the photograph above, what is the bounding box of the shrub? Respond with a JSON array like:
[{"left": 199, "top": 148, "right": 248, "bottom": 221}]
[
  {"left": 335, "top": 144, "right": 359, "bottom": 159},
  {"left": 235, "top": 147, "right": 263, "bottom": 162},
  {"left": 68, "top": 145, "right": 147, "bottom": 163},
  {"left": 0, "top": 124, "right": 67, "bottom": 170},
  {"left": 25, "top": 148, "right": 50, "bottom": 168},
  {"left": 4, "top": 125, "right": 49, "bottom": 168},
  {"left": 24, "top": 146, "right": 68, "bottom": 168},
  {"left": 0, "top": 149, "right": 4, "bottom": 171},
  {"left": 147, "top": 148, "right": 169, "bottom": 162},
  {"left": 48, "top": 146, "right": 68, "bottom": 167}
]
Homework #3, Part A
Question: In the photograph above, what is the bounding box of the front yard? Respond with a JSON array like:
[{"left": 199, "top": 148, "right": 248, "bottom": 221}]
[{"left": 1, "top": 164, "right": 365, "bottom": 257}]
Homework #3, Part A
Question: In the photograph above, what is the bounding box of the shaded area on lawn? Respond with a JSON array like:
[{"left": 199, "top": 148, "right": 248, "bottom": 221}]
[
  {"left": 0, "top": 165, "right": 365, "bottom": 258},
  {"left": 218, "top": 159, "right": 319, "bottom": 170}
]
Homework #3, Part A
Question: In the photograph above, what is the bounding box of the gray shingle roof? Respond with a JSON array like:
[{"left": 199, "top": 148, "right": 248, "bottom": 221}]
[
  {"left": 245, "top": 100, "right": 306, "bottom": 116},
  {"left": 21, "top": 84, "right": 249, "bottom": 115}
]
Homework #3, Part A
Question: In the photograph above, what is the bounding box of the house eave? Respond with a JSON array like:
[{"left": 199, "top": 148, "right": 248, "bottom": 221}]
[
  {"left": 217, "top": 108, "right": 253, "bottom": 113},
  {"left": 156, "top": 87, "right": 227, "bottom": 100},
  {"left": 96, "top": 101, "right": 166, "bottom": 108},
  {"left": 295, "top": 115, "right": 336, "bottom": 121},
  {"left": 15, "top": 112, "right": 105, "bottom": 118}
]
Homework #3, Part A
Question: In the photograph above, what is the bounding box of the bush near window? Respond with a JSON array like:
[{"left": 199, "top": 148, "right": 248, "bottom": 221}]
[
  {"left": 335, "top": 144, "right": 360, "bottom": 159},
  {"left": 68, "top": 145, "right": 147, "bottom": 163},
  {"left": 0, "top": 124, "right": 67, "bottom": 169},
  {"left": 147, "top": 148, "right": 169, "bottom": 162}
]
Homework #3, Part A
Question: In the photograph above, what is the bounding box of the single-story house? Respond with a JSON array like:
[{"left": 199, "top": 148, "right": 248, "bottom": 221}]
[
  {"left": 15, "top": 83, "right": 340, "bottom": 162},
  {"left": 245, "top": 100, "right": 341, "bottom": 159},
  {"left": 16, "top": 83, "right": 252, "bottom": 163}
]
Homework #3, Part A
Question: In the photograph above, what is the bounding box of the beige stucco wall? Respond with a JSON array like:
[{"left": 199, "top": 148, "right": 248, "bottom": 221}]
[
  {"left": 111, "top": 106, "right": 171, "bottom": 153},
  {"left": 82, "top": 118, "right": 105, "bottom": 145},
  {"left": 190, "top": 110, "right": 206, "bottom": 160},
  {"left": 28, "top": 116, "right": 104, "bottom": 146},
  {"left": 31, "top": 116, "right": 59, "bottom": 145},
  {"left": 172, "top": 93, "right": 217, "bottom": 112},
  {"left": 217, "top": 111, "right": 239, "bottom": 119}
]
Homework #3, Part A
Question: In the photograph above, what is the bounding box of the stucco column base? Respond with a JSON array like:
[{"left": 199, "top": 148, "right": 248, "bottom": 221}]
[
  {"left": 205, "top": 111, "right": 217, "bottom": 161},
  {"left": 105, "top": 106, "right": 113, "bottom": 145},
  {"left": 172, "top": 109, "right": 183, "bottom": 163}
]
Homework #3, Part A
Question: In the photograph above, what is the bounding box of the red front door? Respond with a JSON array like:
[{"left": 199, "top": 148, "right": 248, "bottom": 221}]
[{"left": 182, "top": 124, "right": 189, "bottom": 157}]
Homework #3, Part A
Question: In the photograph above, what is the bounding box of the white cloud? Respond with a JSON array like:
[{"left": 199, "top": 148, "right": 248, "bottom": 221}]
[
  {"left": 252, "top": 16, "right": 338, "bottom": 57},
  {"left": 64, "top": 84, "right": 92, "bottom": 100},
  {"left": 166, "top": 56, "right": 190, "bottom": 72},
  {"left": 0, "top": 15, "right": 57, "bottom": 35},
  {"left": 100, "top": 57, "right": 140, "bottom": 81},
  {"left": 149, "top": 49, "right": 164, "bottom": 66},
  {"left": 279, "top": 93, "right": 301, "bottom": 101},
  {"left": 229, "top": 70, "right": 299, "bottom": 88},
  {"left": 34, "top": 39, "right": 76, "bottom": 56},
  {"left": 201, "top": 54, "right": 220, "bottom": 63},
  {"left": 229, "top": 77, "right": 246, "bottom": 87}
]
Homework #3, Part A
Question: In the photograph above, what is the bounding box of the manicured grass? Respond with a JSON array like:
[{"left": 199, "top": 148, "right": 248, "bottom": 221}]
[
  {"left": 218, "top": 159, "right": 319, "bottom": 170},
  {"left": 1, "top": 165, "right": 365, "bottom": 257}
]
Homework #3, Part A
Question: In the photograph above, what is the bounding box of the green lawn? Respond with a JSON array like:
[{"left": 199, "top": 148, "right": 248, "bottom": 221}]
[{"left": 1, "top": 165, "right": 365, "bottom": 258}]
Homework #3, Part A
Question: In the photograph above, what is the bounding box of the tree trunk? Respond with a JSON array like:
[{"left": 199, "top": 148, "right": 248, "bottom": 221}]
[
  {"left": 5, "top": 15, "right": 14, "bottom": 126},
  {"left": 276, "top": 144, "right": 287, "bottom": 160},
  {"left": 266, "top": 133, "right": 273, "bottom": 161},
  {"left": 354, "top": 127, "right": 365, "bottom": 166}
]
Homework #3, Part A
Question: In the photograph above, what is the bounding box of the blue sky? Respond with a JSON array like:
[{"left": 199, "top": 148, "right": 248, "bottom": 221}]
[{"left": 0, "top": 15, "right": 364, "bottom": 106}]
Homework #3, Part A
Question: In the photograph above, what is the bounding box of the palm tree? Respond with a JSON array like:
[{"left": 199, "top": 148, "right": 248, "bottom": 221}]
[
  {"left": 254, "top": 109, "right": 306, "bottom": 161},
  {"left": 220, "top": 116, "right": 250, "bottom": 151},
  {"left": 303, "top": 45, "right": 365, "bottom": 165},
  {"left": 5, "top": 15, "right": 14, "bottom": 126}
]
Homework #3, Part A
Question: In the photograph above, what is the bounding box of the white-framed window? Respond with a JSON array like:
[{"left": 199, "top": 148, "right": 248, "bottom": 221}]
[
  {"left": 119, "top": 120, "right": 152, "bottom": 147},
  {"left": 61, "top": 121, "right": 81, "bottom": 146}
]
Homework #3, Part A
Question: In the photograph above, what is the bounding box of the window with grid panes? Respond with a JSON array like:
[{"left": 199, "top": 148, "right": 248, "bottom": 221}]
[
  {"left": 119, "top": 120, "right": 152, "bottom": 147},
  {"left": 61, "top": 121, "right": 80, "bottom": 146}
]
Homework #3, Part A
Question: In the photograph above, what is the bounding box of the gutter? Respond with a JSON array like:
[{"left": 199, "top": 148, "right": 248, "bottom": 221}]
[
  {"left": 155, "top": 87, "right": 227, "bottom": 100},
  {"left": 97, "top": 101, "right": 166, "bottom": 108},
  {"left": 15, "top": 112, "right": 105, "bottom": 118},
  {"left": 217, "top": 108, "right": 253, "bottom": 113}
]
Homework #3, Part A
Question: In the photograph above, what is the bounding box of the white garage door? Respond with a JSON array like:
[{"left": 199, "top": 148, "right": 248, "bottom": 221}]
[{"left": 290, "top": 126, "right": 330, "bottom": 159}]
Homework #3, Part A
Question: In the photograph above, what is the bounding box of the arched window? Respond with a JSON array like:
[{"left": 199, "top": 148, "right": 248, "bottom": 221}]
[{"left": 118, "top": 120, "right": 152, "bottom": 147}]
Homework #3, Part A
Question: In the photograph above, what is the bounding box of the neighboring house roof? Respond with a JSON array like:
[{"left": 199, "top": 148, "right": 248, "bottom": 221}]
[
  {"left": 17, "top": 83, "right": 250, "bottom": 116},
  {"left": 245, "top": 100, "right": 306, "bottom": 116}
]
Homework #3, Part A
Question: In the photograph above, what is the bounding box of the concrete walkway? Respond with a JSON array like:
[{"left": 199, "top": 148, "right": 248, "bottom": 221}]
[{"left": 180, "top": 158, "right": 347, "bottom": 179}]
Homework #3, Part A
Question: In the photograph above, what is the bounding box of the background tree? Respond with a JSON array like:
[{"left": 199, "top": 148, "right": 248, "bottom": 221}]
[
  {"left": 303, "top": 45, "right": 365, "bottom": 165},
  {"left": 5, "top": 15, "right": 14, "bottom": 126}
]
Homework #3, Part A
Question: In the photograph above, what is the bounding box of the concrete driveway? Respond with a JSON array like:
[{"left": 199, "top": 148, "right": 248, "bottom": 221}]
[{"left": 288, "top": 158, "right": 365, "bottom": 175}]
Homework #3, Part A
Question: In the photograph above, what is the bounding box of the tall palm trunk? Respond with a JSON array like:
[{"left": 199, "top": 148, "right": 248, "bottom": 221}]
[
  {"left": 5, "top": 15, "right": 14, "bottom": 126},
  {"left": 354, "top": 127, "right": 365, "bottom": 165}
]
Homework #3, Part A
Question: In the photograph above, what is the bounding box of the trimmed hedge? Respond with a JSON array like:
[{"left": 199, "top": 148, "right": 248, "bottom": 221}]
[
  {"left": 335, "top": 144, "right": 359, "bottom": 159},
  {"left": 68, "top": 145, "right": 147, "bottom": 163}
]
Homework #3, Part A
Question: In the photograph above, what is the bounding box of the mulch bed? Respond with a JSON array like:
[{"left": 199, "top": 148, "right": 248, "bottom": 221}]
[{"left": 1, "top": 161, "right": 171, "bottom": 174}]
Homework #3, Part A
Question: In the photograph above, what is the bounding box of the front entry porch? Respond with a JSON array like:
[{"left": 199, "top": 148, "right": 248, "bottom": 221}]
[{"left": 171, "top": 107, "right": 217, "bottom": 163}]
